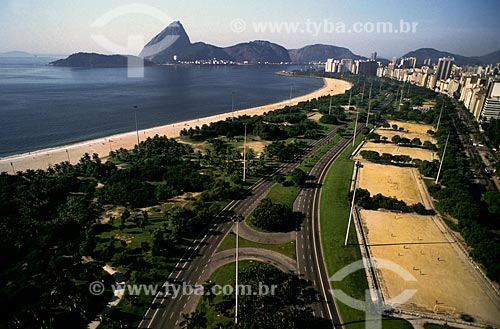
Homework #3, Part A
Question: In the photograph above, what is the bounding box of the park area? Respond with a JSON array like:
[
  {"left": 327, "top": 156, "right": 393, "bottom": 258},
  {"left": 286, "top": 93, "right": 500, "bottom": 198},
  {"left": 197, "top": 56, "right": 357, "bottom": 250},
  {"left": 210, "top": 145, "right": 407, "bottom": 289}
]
[{"left": 354, "top": 121, "right": 500, "bottom": 327}]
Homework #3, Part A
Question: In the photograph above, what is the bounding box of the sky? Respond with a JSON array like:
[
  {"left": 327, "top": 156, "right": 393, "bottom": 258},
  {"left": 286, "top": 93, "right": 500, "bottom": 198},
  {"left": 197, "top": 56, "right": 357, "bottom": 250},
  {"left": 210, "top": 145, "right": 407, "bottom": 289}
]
[{"left": 0, "top": 0, "right": 499, "bottom": 58}]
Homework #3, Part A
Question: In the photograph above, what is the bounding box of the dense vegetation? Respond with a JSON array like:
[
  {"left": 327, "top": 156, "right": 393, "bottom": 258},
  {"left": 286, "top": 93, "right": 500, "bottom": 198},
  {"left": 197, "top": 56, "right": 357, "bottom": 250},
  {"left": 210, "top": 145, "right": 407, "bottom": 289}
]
[
  {"left": 191, "top": 262, "right": 331, "bottom": 329},
  {"left": 482, "top": 118, "right": 500, "bottom": 149},
  {"left": 419, "top": 97, "right": 500, "bottom": 281},
  {"left": 249, "top": 198, "right": 297, "bottom": 232},
  {"left": 0, "top": 85, "right": 355, "bottom": 328}
]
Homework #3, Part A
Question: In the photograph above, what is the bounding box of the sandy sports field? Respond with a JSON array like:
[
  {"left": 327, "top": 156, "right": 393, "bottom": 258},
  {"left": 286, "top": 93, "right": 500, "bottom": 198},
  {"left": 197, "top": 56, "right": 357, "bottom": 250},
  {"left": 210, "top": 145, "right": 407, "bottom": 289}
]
[
  {"left": 376, "top": 129, "right": 437, "bottom": 145},
  {"left": 387, "top": 120, "right": 434, "bottom": 135},
  {"left": 0, "top": 77, "right": 351, "bottom": 173},
  {"left": 359, "top": 210, "right": 500, "bottom": 326},
  {"left": 357, "top": 162, "right": 427, "bottom": 206},
  {"left": 359, "top": 142, "right": 437, "bottom": 162}
]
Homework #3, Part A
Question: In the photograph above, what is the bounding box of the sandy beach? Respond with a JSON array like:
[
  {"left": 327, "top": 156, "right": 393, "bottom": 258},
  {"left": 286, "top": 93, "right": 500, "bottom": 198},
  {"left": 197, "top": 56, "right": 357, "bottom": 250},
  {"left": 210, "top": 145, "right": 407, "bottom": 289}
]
[{"left": 0, "top": 77, "right": 351, "bottom": 173}]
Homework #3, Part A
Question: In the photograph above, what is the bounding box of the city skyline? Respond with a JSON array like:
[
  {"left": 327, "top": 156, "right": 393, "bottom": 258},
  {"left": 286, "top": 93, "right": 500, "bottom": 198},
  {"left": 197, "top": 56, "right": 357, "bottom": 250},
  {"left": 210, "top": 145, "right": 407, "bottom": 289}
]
[{"left": 1, "top": 0, "right": 499, "bottom": 58}]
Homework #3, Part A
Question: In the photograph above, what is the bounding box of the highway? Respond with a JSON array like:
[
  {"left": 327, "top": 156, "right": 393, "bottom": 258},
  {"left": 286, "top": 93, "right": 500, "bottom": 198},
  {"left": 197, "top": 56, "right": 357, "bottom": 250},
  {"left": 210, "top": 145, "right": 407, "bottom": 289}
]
[
  {"left": 138, "top": 123, "right": 348, "bottom": 328},
  {"left": 295, "top": 124, "right": 364, "bottom": 327}
]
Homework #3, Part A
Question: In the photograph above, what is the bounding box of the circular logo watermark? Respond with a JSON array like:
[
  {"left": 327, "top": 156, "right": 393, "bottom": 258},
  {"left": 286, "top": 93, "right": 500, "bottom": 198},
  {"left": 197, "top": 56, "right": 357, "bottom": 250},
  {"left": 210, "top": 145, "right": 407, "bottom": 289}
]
[
  {"left": 230, "top": 18, "right": 247, "bottom": 33},
  {"left": 329, "top": 258, "right": 417, "bottom": 327},
  {"left": 90, "top": 4, "right": 173, "bottom": 77},
  {"left": 89, "top": 281, "right": 106, "bottom": 296}
]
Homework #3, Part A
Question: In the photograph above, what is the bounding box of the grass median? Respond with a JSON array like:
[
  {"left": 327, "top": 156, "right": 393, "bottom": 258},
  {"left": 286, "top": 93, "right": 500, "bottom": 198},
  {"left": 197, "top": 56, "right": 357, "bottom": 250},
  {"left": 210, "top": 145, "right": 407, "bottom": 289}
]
[
  {"left": 217, "top": 232, "right": 296, "bottom": 259},
  {"left": 319, "top": 135, "right": 413, "bottom": 329}
]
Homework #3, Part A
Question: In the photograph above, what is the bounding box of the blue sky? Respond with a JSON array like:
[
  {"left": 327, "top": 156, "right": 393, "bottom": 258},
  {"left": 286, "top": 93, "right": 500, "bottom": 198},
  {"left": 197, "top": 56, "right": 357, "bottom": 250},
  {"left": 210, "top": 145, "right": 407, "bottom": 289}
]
[{"left": 0, "top": 0, "right": 499, "bottom": 58}]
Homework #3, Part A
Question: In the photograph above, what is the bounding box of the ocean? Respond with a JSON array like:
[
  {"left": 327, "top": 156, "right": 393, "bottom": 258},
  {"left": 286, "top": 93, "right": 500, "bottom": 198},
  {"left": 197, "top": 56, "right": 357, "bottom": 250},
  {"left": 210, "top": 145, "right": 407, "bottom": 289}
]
[{"left": 0, "top": 58, "right": 322, "bottom": 157}]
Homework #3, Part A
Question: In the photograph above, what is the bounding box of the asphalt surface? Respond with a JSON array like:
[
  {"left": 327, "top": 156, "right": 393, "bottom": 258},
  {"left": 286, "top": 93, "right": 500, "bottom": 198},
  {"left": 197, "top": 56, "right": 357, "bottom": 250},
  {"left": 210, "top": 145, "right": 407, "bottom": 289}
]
[
  {"left": 295, "top": 124, "right": 364, "bottom": 328},
  {"left": 137, "top": 124, "right": 355, "bottom": 328}
]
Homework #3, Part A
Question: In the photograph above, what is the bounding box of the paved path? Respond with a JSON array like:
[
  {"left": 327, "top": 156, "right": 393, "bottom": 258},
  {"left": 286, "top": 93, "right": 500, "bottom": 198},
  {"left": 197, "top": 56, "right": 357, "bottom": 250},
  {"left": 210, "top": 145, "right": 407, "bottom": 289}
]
[{"left": 233, "top": 220, "right": 295, "bottom": 244}]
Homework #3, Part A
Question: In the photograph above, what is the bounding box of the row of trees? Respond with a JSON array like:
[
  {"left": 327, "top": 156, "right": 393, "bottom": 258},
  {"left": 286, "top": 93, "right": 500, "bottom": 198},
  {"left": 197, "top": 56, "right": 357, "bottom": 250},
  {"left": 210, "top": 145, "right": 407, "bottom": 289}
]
[
  {"left": 354, "top": 188, "right": 434, "bottom": 215},
  {"left": 425, "top": 98, "right": 500, "bottom": 282},
  {"left": 366, "top": 132, "right": 438, "bottom": 151},
  {"left": 359, "top": 150, "right": 414, "bottom": 165}
]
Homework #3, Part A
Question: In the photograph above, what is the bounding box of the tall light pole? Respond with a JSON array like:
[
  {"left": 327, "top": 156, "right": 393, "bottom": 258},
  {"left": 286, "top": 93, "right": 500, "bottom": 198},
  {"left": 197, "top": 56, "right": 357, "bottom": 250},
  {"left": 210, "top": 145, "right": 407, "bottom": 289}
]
[
  {"left": 361, "top": 81, "right": 365, "bottom": 102},
  {"left": 353, "top": 108, "right": 359, "bottom": 146},
  {"left": 345, "top": 161, "right": 362, "bottom": 246},
  {"left": 231, "top": 91, "right": 235, "bottom": 121},
  {"left": 398, "top": 86, "right": 404, "bottom": 111},
  {"left": 366, "top": 81, "right": 373, "bottom": 126},
  {"left": 436, "top": 101, "right": 444, "bottom": 131},
  {"left": 289, "top": 84, "right": 293, "bottom": 104},
  {"left": 65, "top": 149, "right": 70, "bottom": 163},
  {"left": 243, "top": 123, "right": 247, "bottom": 182},
  {"left": 134, "top": 105, "right": 140, "bottom": 151},
  {"left": 435, "top": 133, "right": 450, "bottom": 184},
  {"left": 234, "top": 214, "right": 243, "bottom": 325},
  {"left": 328, "top": 93, "right": 333, "bottom": 115}
]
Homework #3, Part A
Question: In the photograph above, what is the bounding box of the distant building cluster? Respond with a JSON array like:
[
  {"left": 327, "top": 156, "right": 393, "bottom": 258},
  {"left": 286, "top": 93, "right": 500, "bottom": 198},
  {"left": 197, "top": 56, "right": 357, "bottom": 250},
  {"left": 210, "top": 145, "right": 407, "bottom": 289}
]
[
  {"left": 375, "top": 56, "right": 500, "bottom": 122},
  {"left": 325, "top": 58, "right": 378, "bottom": 76}
]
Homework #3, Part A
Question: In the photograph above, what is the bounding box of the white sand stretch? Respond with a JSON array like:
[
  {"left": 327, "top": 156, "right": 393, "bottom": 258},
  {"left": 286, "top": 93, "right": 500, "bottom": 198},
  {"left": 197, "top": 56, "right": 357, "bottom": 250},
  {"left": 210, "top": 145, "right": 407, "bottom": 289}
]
[{"left": 0, "top": 77, "right": 351, "bottom": 173}]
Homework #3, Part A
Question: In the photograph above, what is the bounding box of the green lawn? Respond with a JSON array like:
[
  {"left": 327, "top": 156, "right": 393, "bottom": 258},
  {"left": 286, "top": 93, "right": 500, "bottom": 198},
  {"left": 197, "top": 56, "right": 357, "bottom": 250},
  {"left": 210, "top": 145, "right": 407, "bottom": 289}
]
[
  {"left": 319, "top": 134, "right": 413, "bottom": 329},
  {"left": 217, "top": 232, "right": 296, "bottom": 260}
]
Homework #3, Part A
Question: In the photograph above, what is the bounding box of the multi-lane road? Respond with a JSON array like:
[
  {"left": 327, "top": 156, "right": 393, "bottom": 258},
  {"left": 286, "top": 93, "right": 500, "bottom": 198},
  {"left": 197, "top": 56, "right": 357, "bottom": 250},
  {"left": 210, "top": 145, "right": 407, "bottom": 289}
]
[{"left": 138, "top": 123, "right": 362, "bottom": 328}]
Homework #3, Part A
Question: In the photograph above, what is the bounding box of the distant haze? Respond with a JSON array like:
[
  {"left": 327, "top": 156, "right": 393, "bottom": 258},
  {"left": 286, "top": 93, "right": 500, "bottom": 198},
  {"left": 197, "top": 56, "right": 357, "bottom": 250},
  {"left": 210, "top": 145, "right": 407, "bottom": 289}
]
[{"left": 0, "top": 0, "right": 499, "bottom": 58}]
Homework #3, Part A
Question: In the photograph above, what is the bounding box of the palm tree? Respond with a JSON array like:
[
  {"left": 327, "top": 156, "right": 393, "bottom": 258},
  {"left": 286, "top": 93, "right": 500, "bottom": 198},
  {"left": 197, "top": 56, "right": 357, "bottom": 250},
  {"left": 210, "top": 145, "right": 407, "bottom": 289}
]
[{"left": 180, "top": 310, "right": 207, "bottom": 329}]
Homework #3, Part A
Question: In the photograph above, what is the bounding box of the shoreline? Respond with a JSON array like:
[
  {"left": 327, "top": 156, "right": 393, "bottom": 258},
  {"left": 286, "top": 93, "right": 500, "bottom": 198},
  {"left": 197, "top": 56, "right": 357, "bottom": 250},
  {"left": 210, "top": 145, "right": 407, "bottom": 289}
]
[{"left": 0, "top": 77, "right": 352, "bottom": 173}]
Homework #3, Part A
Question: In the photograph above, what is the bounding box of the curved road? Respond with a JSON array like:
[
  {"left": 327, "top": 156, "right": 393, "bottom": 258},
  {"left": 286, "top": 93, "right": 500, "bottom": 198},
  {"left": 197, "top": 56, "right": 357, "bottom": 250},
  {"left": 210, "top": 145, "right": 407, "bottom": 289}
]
[{"left": 138, "top": 125, "right": 350, "bottom": 328}]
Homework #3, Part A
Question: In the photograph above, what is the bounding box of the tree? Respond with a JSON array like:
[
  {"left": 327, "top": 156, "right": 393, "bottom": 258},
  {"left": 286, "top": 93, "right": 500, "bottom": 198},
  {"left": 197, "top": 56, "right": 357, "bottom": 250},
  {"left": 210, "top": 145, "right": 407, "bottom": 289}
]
[
  {"left": 120, "top": 208, "right": 130, "bottom": 229},
  {"left": 391, "top": 135, "right": 401, "bottom": 144},
  {"left": 481, "top": 192, "right": 500, "bottom": 217},
  {"left": 359, "top": 150, "right": 380, "bottom": 161},
  {"left": 250, "top": 198, "right": 294, "bottom": 232},
  {"left": 288, "top": 168, "right": 307, "bottom": 187},
  {"left": 180, "top": 310, "right": 207, "bottom": 329},
  {"left": 411, "top": 138, "right": 422, "bottom": 146}
]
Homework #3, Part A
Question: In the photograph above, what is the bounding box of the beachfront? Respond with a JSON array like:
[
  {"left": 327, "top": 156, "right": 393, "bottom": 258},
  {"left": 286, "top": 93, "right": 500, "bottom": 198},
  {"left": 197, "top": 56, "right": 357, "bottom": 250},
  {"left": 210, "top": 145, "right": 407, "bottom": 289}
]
[{"left": 0, "top": 77, "right": 351, "bottom": 173}]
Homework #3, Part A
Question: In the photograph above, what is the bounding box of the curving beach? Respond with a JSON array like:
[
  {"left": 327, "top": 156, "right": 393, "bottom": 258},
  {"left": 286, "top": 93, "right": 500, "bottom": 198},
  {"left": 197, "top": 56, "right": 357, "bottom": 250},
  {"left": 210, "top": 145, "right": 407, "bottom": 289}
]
[{"left": 0, "top": 77, "right": 351, "bottom": 173}]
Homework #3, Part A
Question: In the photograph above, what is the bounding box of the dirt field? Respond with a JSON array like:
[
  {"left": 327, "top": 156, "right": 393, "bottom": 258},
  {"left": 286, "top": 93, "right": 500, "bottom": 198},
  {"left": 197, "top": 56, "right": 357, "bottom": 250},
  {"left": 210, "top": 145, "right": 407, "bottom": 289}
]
[
  {"left": 387, "top": 120, "right": 435, "bottom": 135},
  {"left": 359, "top": 142, "right": 437, "bottom": 162},
  {"left": 243, "top": 141, "right": 269, "bottom": 156},
  {"left": 359, "top": 210, "right": 500, "bottom": 326},
  {"left": 375, "top": 129, "right": 437, "bottom": 144},
  {"left": 357, "top": 162, "right": 425, "bottom": 205},
  {"left": 308, "top": 112, "right": 323, "bottom": 122}
]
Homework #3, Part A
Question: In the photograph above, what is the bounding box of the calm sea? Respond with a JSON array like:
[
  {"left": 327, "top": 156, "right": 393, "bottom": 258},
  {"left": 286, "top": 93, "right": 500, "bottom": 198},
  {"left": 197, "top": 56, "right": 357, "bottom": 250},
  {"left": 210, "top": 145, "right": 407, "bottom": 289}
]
[{"left": 0, "top": 58, "right": 322, "bottom": 157}]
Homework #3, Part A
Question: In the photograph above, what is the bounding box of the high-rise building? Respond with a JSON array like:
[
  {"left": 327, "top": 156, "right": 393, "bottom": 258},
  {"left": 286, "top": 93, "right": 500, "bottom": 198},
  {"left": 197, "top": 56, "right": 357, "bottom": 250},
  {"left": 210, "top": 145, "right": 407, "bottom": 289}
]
[
  {"left": 370, "top": 52, "right": 377, "bottom": 61},
  {"left": 436, "top": 57, "right": 454, "bottom": 81},
  {"left": 325, "top": 58, "right": 334, "bottom": 73},
  {"left": 481, "top": 80, "right": 500, "bottom": 121},
  {"left": 356, "top": 60, "right": 378, "bottom": 76},
  {"left": 340, "top": 58, "right": 354, "bottom": 73},
  {"left": 423, "top": 58, "right": 432, "bottom": 66}
]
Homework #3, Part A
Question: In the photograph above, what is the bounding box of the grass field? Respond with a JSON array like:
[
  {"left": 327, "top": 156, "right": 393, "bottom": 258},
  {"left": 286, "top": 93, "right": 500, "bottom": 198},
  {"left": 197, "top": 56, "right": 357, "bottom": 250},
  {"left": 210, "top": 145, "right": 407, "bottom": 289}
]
[
  {"left": 217, "top": 232, "right": 296, "bottom": 259},
  {"left": 319, "top": 134, "right": 413, "bottom": 329}
]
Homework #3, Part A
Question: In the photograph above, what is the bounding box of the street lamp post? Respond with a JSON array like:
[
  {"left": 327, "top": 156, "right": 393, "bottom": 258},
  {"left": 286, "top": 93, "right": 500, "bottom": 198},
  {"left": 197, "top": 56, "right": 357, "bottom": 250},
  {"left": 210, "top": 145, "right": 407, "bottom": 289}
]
[
  {"left": 289, "top": 84, "right": 293, "bottom": 104},
  {"left": 233, "top": 214, "right": 243, "bottom": 324},
  {"left": 366, "top": 81, "right": 373, "bottom": 126},
  {"left": 134, "top": 105, "right": 140, "bottom": 151},
  {"left": 345, "top": 161, "right": 362, "bottom": 246},
  {"left": 232, "top": 91, "right": 235, "bottom": 121},
  {"left": 243, "top": 123, "right": 247, "bottom": 182},
  {"left": 435, "top": 133, "right": 450, "bottom": 184}
]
